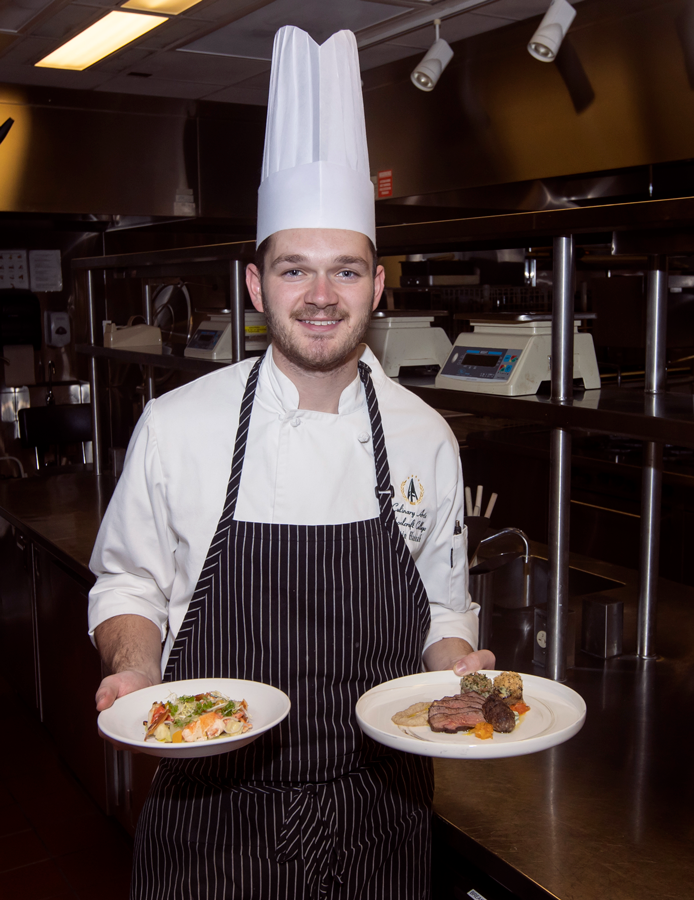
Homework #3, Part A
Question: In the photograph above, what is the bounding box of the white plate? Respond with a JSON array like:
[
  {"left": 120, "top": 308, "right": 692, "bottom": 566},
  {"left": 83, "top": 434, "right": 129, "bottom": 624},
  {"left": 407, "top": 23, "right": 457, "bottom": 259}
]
[
  {"left": 98, "top": 678, "right": 291, "bottom": 759},
  {"left": 356, "top": 670, "right": 585, "bottom": 759}
]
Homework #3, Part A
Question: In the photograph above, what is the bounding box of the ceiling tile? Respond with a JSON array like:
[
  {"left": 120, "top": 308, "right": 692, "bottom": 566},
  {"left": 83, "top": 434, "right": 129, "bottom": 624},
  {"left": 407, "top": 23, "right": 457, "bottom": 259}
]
[
  {"left": 480, "top": 0, "right": 585, "bottom": 20},
  {"left": 183, "top": 0, "right": 405, "bottom": 60},
  {"left": 30, "top": 4, "right": 104, "bottom": 39},
  {"left": 0, "top": 0, "right": 57, "bottom": 34},
  {"left": 0, "top": 35, "right": 55, "bottom": 64},
  {"left": 148, "top": 49, "right": 269, "bottom": 83},
  {"left": 200, "top": 82, "right": 268, "bottom": 104},
  {"left": 0, "top": 61, "right": 110, "bottom": 88},
  {"left": 359, "top": 41, "right": 419, "bottom": 71},
  {"left": 93, "top": 47, "right": 154, "bottom": 72},
  {"left": 95, "top": 72, "right": 216, "bottom": 96},
  {"left": 138, "top": 16, "right": 205, "bottom": 49}
]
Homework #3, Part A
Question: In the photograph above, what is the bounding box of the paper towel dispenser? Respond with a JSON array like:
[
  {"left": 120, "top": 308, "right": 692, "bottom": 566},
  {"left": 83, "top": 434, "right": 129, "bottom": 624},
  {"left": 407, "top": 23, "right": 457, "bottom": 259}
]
[{"left": 0, "top": 291, "right": 42, "bottom": 350}]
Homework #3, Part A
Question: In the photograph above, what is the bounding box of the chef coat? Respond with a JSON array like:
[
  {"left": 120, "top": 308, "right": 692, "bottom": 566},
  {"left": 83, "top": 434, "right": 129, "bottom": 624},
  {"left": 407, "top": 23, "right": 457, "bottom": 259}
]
[{"left": 88, "top": 345, "right": 477, "bottom": 668}]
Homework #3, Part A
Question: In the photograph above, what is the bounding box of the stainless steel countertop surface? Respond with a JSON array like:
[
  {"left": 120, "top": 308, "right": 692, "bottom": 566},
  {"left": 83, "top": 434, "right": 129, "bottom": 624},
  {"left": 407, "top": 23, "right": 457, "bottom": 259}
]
[
  {"left": 0, "top": 472, "right": 114, "bottom": 582},
  {"left": 1, "top": 476, "right": 692, "bottom": 899},
  {"left": 433, "top": 550, "right": 694, "bottom": 900}
]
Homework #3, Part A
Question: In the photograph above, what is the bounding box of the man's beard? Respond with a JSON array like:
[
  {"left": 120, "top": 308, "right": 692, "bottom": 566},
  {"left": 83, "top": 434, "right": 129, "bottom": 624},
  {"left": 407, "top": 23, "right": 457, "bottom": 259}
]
[{"left": 261, "top": 292, "right": 374, "bottom": 373}]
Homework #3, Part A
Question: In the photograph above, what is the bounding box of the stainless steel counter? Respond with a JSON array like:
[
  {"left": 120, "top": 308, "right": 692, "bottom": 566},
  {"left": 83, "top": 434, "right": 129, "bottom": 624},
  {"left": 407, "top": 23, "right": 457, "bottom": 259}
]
[
  {"left": 433, "top": 551, "right": 694, "bottom": 900},
  {"left": 0, "top": 475, "right": 692, "bottom": 898}
]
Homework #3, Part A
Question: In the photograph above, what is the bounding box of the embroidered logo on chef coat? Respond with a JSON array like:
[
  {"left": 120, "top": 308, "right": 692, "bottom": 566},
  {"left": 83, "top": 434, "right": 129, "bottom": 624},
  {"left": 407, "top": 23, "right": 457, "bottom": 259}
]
[{"left": 400, "top": 475, "right": 424, "bottom": 506}]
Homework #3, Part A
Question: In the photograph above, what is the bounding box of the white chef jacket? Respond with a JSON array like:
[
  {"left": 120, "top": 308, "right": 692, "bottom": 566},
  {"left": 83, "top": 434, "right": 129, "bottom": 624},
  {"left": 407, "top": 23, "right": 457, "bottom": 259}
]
[{"left": 89, "top": 345, "right": 477, "bottom": 670}]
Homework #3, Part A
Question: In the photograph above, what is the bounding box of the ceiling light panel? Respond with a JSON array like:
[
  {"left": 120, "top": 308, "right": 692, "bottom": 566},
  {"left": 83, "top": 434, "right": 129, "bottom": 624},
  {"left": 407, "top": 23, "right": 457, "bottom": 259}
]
[
  {"left": 122, "top": 0, "right": 205, "bottom": 16},
  {"left": 35, "top": 10, "right": 167, "bottom": 70}
]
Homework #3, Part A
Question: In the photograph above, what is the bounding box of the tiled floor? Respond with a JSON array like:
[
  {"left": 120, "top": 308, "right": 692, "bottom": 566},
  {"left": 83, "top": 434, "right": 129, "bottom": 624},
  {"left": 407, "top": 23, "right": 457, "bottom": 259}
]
[{"left": 0, "top": 675, "right": 133, "bottom": 900}]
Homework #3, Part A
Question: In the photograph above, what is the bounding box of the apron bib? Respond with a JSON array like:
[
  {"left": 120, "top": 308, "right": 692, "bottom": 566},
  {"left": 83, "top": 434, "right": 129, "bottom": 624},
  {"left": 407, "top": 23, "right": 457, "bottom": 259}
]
[{"left": 132, "top": 358, "right": 434, "bottom": 899}]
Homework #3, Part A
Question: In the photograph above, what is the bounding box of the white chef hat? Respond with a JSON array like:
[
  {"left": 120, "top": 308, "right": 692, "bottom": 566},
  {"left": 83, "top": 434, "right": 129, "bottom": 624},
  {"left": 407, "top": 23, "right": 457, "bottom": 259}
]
[{"left": 256, "top": 26, "right": 375, "bottom": 247}]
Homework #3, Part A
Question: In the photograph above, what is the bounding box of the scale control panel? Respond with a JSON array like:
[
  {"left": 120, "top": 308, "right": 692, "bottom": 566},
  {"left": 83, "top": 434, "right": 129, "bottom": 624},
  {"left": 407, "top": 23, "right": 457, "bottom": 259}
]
[
  {"left": 440, "top": 346, "right": 523, "bottom": 382},
  {"left": 187, "top": 327, "right": 225, "bottom": 351}
]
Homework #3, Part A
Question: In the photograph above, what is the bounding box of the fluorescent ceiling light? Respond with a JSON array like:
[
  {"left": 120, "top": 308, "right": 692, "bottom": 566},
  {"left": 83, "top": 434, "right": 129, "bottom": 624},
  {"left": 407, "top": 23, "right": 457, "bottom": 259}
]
[
  {"left": 122, "top": 0, "right": 203, "bottom": 15},
  {"left": 35, "top": 10, "right": 167, "bottom": 71}
]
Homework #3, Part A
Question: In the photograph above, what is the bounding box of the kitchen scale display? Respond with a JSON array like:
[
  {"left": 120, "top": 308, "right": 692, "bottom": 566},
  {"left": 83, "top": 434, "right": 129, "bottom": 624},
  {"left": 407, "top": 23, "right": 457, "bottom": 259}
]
[
  {"left": 436, "top": 314, "right": 600, "bottom": 396},
  {"left": 441, "top": 347, "right": 522, "bottom": 382}
]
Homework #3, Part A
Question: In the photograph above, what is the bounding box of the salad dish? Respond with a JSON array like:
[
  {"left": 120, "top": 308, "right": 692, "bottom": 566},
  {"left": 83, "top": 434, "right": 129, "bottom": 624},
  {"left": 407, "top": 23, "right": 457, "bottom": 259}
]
[{"left": 98, "top": 678, "right": 291, "bottom": 759}]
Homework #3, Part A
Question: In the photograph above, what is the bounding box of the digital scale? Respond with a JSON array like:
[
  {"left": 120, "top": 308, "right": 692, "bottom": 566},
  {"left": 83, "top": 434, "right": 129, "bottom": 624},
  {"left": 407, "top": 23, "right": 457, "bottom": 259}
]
[
  {"left": 365, "top": 310, "right": 452, "bottom": 377},
  {"left": 436, "top": 313, "right": 600, "bottom": 396},
  {"left": 185, "top": 311, "right": 268, "bottom": 361}
]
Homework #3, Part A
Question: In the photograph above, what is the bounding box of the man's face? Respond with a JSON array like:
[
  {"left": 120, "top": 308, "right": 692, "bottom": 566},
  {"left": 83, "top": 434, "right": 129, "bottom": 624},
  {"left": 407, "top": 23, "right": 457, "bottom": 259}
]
[{"left": 246, "top": 229, "right": 385, "bottom": 373}]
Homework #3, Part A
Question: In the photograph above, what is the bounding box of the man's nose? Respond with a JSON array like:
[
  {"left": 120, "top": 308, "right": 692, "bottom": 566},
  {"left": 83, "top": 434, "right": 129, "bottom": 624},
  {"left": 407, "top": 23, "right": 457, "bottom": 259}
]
[{"left": 305, "top": 273, "right": 336, "bottom": 308}]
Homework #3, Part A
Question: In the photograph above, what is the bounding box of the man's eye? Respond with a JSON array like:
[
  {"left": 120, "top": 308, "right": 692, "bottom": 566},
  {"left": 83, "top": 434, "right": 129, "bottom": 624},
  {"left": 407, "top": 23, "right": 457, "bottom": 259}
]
[
  {"left": 283, "top": 269, "right": 303, "bottom": 277},
  {"left": 337, "top": 270, "right": 358, "bottom": 278}
]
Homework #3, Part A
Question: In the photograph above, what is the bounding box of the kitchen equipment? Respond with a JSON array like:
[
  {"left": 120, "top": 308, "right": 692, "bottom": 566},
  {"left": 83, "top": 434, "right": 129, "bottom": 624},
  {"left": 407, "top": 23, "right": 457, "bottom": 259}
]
[
  {"left": 365, "top": 309, "right": 451, "bottom": 377},
  {"left": 436, "top": 312, "right": 600, "bottom": 395},
  {"left": 185, "top": 311, "right": 268, "bottom": 361},
  {"left": 581, "top": 595, "right": 623, "bottom": 658},
  {"left": 104, "top": 317, "right": 162, "bottom": 354},
  {"left": 533, "top": 607, "right": 576, "bottom": 668}
]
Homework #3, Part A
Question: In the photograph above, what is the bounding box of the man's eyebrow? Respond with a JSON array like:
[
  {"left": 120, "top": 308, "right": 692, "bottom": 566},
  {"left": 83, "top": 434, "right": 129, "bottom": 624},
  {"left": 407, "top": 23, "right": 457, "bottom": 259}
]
[
  {"left": 269, "top": 254, "right": 307, "bottom": 269},
  {"left": 334, "top": 255, "right": 369, "bottom": 269}
]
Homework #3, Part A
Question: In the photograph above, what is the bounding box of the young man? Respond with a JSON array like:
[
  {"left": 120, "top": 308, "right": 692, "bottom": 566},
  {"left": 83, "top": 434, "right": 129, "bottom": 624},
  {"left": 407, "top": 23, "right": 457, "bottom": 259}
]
[{"left": 90, "top": 27, "right": 493, "bottom": 899}]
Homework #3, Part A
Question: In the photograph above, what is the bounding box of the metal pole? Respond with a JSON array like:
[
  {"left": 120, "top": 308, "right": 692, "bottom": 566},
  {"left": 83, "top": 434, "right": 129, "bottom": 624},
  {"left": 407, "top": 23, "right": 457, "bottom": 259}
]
[
  {"left": 86, "top": 269, "right": 103, "bottom": 476},
  {"left": 547, "top": 235, "right": 575, "bottom": 682},
  {"left": 230, "top": 260, "right": 246, "bottom": 363},
  {"left": 638, "top": 255, "right": 668, "bottom": 658},
  {"left": 143, "top": 283, "right": 155, "bottom": 403}
]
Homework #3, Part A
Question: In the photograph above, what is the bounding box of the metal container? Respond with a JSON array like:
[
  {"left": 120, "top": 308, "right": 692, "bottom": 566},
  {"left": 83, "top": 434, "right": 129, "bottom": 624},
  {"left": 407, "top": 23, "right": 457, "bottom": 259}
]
[{"left": 581, "top": 595, "right": 624, "bottom": 659}]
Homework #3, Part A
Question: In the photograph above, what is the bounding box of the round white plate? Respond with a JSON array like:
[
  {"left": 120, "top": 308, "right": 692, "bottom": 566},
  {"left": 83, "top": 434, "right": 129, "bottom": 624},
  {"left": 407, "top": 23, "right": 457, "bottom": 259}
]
[
  {"left": 356, "top": 670, "right": 585, "bottom": 759},
  {"left": 98, "top": 678, "right": 291, "bottom": 759}
]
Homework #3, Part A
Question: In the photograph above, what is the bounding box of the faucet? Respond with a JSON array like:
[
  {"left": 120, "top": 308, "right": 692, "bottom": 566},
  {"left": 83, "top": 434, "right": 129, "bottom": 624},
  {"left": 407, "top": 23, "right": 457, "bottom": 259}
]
[
  {"left": 46, "top": 360, "right": 56, "bottom": 406},
  {"left": 476, "top": 527, "right": 530, "bottom": 562}
]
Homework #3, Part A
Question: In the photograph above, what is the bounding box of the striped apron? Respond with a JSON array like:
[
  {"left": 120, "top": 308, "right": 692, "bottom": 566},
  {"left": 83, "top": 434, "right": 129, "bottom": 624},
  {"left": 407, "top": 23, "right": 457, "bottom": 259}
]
[{"left": 132, "top": 358, "right": 434, "bottom": 900}]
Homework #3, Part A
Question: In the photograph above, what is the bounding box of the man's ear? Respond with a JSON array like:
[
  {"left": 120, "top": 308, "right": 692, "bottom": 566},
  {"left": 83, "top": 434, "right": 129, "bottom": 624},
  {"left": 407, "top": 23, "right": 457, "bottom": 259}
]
[
  {"left": 246, "top": 264, "right": 264, "bottom": 313},
  {"left": 372, "top": 265, "right": 386, "bottom": 311}
]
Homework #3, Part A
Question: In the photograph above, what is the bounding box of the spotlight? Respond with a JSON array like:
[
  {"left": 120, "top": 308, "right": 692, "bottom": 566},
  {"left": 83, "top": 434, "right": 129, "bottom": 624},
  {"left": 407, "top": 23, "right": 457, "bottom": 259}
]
[
  {"left": 411, "top": 19, "right": 453, "bottom": 92},
  {"left": 528, "top": 0, "right": 576, "bottom": 63}
]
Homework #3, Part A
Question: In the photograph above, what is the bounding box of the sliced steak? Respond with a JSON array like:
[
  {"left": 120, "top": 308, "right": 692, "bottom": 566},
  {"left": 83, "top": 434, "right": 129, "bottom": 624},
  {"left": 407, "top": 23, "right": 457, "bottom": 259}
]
[
  {"left": 428, "top": 694, "right": 486, "bottom": 733},
  {"left": 483, "top": 693, "right": 516, "bottom": 733}
]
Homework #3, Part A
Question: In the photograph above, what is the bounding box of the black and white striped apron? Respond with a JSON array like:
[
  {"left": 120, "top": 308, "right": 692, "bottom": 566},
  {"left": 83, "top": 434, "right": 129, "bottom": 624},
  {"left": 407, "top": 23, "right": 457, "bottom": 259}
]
[{"left": 132, "top": 358, "right": 434, "bottom": 900}]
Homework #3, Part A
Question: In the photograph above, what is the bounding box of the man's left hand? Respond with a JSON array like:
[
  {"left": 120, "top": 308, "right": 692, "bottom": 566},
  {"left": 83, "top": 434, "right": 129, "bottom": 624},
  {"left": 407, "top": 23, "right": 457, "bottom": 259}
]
[{"left": 422, "top": 637, "right": 495, "bottom": 674}]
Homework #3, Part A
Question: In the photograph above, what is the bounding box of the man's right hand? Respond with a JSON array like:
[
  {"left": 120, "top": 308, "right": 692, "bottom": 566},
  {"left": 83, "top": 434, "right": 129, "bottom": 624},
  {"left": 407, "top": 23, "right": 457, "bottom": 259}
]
[
  {"left": 95, "top": 669, "right": 159, "bottom": 711},
  {"left": 94, "top": 614, "right": 164, "bottom": 711}
]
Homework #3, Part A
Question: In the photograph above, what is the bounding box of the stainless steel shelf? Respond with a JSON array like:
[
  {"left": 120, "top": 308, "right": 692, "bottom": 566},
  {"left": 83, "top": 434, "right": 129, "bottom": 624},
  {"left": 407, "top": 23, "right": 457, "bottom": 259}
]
[
  {"left": 401, "top": 382, "right": 694, "bottom": 447},
  {"left": 375, "top": 195, "right": 694, "bottom": 254},
  {"left": 76, "top": 344, "right": 231, "bottom": 375}
]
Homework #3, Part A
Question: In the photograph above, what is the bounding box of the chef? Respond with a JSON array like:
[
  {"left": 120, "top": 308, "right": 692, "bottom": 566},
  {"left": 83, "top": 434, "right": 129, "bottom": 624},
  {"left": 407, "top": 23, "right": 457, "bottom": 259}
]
[{"left": 90, "top": 25, "right": 494, "bottom": 900}]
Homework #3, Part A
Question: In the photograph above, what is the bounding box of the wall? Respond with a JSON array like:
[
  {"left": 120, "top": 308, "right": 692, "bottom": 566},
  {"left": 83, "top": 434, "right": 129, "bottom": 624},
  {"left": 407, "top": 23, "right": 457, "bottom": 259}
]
[{"left": 363, "top": 0, "right": 694, "bottom": 202}]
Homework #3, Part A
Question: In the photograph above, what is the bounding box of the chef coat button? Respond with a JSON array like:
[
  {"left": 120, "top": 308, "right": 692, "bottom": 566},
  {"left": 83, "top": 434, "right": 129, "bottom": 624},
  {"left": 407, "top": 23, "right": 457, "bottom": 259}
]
[
  {"left": 291, "top": 417, "right": 301, "bottom": 427},
  {"left": 358, "top": 431, "right": 370, "bottom": 443}
]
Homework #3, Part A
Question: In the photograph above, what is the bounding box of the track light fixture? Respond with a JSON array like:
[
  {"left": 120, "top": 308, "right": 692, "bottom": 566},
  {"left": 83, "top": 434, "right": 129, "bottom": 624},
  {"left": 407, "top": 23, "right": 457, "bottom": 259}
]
[
  {"left": 527, "top": 0, "right": 576, "bottom": 63},
  {"left": 411, "top": 19, "right": 453, "bottom": 92}
]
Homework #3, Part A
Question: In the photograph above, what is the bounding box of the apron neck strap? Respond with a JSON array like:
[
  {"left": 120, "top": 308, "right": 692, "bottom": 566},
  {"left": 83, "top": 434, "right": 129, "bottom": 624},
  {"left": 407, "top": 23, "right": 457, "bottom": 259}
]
[{"left": 358, "top": 361, "right": 397, "bottom": 523}]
